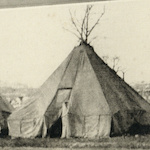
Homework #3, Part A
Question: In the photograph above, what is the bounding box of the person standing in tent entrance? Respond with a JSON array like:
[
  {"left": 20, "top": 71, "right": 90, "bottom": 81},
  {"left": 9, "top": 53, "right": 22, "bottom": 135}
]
[{"left": 61, "top": 101, "right": 71, "bottom": 138}]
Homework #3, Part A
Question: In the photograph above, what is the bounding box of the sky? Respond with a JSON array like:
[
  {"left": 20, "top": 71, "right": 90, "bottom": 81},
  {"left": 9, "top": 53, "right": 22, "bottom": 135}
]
[{"left": 0, "top": 0, "right": 150, "bottom": 88}]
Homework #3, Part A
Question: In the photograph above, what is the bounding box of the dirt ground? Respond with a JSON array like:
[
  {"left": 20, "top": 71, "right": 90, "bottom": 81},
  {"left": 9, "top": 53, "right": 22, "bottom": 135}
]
[
  {"left": 0, "top": 147, "right": 149, "bottom": 150},
  {"left": 0, "top": 135, "right": 150, "bottom": 149}
]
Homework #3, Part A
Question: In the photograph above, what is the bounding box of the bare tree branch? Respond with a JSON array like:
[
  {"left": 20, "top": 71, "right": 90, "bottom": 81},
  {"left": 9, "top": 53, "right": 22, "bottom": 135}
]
[
  {"left": 102, "top": 55, "right": 127, "bottom": 80},
  {"left": 112, "top": 56, "right": 120, "bottom": 70},
  {"left": 102, "top": 55, "right": 109, "bottom": 64},
  {"left": 73, "top": 10, "right": 81, "bottom": 27},
  {"left": 63, "top": 27, "right": 81, "bottom": 39},
  {"left": 116, "top": 66, "right": 121, "bottom": 73},
  {"left": 87, "top": 6, "right": 105, "bottom": 38},
  {"left": 85, "top": 5, "right": 93, "bottom": 42},
  {"left": 120, "top": 68, "right": 127, "bottom": 80},
  {"left": 89, "top": 36, "right": 97, "bottom": 44},
  {"left": 80, "top": 6, "right": 89, "bottom": 41},
  {"left": 69, "top": 10, "right": 82, "bottom": 37},
  {"left": 67, "top": 5, "right": 105, "bottom": 44}
]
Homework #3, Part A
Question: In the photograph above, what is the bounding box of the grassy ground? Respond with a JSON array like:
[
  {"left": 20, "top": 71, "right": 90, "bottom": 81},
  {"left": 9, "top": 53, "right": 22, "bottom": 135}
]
[
  {"left": 0, "top": 148, "right": 145, "bottom": 150},
  {"left": 0, "top": 135, "right": 150, "bottom": 149}
]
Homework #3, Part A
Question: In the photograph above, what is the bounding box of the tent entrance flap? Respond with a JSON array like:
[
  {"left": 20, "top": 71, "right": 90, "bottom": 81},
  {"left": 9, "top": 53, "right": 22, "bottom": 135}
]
[
  {"left": 47, "top": 89, "right": 72, "bottom": 138},
  {"left": 56, "top": 89, "right": 71, "bottom": 138}
]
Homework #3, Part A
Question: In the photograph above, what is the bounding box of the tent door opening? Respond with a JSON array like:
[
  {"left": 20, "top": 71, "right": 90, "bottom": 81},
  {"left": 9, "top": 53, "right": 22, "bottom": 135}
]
[
  {"left": 48, "top": 117, "right": 62, "bottom": 138},
  {"left": 48, "top": 88, "right": 72, "bottom": 138},
  {"left": 128, "top": 123, "right": 150, "bottom": 135},
  {"left": 57, "top": 88, "right": 72, "bottom": 138}
]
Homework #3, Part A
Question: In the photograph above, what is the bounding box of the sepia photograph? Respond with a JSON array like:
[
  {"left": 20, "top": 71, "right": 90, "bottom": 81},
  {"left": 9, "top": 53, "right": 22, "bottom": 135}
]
[{"left": 0, "top": 0, "right": 150, "bottom": 149}]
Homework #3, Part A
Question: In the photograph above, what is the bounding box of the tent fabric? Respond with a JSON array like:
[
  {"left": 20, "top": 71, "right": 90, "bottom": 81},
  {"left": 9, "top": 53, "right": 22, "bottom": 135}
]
[
  {"left": 0, "top": 95, "right": 14, "bottom": 131},
  {"left": 0, "top": 96, "right": 13, "bottom": 113},
  {"left": 8, "top": 51, "right": 73, "bottom": 138},
  {"left": 8, "top": 43, "right": 150, "bottom": 138},
  {"left": 61, "top": 102, "right": 70, "bottom": 138},
  {"left": 86, "top": 47, "right": 150, "bottom": 134},
  {"left": 83, "top": 115, "right": 111, "bottom": 138}
]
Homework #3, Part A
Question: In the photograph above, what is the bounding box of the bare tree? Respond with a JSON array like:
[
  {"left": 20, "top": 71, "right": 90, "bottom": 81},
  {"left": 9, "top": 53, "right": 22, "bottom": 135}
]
[
  {"left": 64, "top": 5, "right": 105, "bottom": 44},
  {"left": 102, "top": 55, "right": 109, "bottom": 64},
  {"left": 112, "top": 56, "right": 120, "bottom": 73},
  {"left": 120, "top": 68, "right": 127, "bottom": 80},
  {"left": 112, "top": 56, "right": 127, "bottom": 80},
  {"left": 102, "top": 55, "right": 127, "bottom": 80}
]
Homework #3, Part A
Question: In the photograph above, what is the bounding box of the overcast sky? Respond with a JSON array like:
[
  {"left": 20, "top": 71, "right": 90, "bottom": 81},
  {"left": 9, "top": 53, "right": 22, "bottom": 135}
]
[{"left": 0, "top": 0, "right": 150, "bottom": 88}]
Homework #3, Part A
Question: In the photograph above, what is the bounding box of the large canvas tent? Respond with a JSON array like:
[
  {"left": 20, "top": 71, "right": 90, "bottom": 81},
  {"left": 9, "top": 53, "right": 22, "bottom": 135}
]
[
  {"left": 8, "top": 43, "right": 150, "bottom": 138},
  {"left": 0, "top": 95, "right": 14, "bottom": 135}
]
